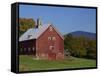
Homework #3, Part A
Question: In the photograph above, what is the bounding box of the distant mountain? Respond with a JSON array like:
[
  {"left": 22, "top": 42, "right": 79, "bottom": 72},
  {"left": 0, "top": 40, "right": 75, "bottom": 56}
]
[{"left": 68, "top": 31, "right": 96, "bottom": 39}]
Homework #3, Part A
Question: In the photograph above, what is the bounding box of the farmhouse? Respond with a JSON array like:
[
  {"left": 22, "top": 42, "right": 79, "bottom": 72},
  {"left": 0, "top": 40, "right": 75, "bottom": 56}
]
[{"left": 19, "top": 19, "right": 64, "bottom": 60}]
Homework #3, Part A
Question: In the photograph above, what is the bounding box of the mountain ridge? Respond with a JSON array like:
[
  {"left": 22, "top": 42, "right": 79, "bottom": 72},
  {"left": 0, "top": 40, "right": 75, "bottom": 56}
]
[{"left": 65, "top": 31, "right": 96, "bottom": 39}]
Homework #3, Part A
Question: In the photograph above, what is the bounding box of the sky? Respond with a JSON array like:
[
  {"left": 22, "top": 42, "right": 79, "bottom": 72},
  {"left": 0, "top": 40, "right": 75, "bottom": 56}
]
[{"left": 19, "top": 4, "right": 96, "bottom": 35}]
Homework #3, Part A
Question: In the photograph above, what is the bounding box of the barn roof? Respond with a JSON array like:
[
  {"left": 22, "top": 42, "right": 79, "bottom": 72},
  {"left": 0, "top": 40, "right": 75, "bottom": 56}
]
[{"left": 19, "top": 24, "right": 64, "bottom": 41}]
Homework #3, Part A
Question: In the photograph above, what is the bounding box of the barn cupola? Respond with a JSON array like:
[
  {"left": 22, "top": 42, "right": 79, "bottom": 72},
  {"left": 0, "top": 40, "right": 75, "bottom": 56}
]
[{"left": 35, "top": 18, "right": 42, "bottom": 29}]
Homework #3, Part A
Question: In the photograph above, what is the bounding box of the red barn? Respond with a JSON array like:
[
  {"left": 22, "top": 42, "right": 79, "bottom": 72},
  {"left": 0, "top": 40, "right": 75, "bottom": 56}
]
[{"left": 19, "top": 20, "right": 64, "bottom": 60}]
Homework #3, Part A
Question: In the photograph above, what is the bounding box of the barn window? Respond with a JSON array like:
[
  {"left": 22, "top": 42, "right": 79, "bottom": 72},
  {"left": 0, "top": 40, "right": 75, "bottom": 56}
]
[
  {"left": 50, "top": 27, "right": 53, "bottom": 31},
  {"left": 28, "top": 35, "right": 32, "bottom": 39},
  {"left": 52, "top": 37, "right": 56, "bottom": 40},
  {"left": 28, "top": 48, "right": 31, "bottom": 51},
  {"left": 20, "top": 48, "right": 22, "bottom": 52},
  {"left": 32, "top": 47, "right": 34, "bottom": 51},
  {"left": 49, "top": 46, "right": 54, "bottom": 50},
  {"left": 48, "top": 37, "right": 51, "bottom": 40},
  {"left": 24, "top": 48, "right": 26, "bottom": 51}
]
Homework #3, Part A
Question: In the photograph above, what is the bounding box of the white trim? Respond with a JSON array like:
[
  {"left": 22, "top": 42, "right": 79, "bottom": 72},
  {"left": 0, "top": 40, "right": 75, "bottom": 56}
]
[{"left": 48, "top": 37, "right": 52, "bottom": 40}]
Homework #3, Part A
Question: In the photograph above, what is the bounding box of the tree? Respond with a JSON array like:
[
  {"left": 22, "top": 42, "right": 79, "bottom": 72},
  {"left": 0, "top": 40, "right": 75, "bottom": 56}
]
[
  {"left": 64, "top": 34, "right": 73, "bottom": 50},
  {"left": 86, "top": 39, "right": 96, "bottom": 59},
  {"left": 64, "top": 34, "right": 96, "bottom": 59},
  {"left": 19, "top": 18, "right": 35, "bottom": 37}
]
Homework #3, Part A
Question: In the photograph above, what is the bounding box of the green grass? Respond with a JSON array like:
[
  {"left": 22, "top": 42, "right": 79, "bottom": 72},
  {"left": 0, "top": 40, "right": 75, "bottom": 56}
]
[{"left": 19, "top": 55, "right": 96, "bottom": 72}]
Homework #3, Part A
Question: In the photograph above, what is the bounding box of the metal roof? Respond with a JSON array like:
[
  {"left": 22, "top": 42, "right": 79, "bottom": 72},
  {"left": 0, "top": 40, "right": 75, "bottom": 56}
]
[{"left": 19, "top": 24, "right": 64, "bottom": 41}]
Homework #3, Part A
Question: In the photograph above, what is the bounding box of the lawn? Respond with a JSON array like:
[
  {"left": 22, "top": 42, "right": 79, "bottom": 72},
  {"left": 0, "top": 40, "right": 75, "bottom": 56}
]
[{"left": 19, "top": 55, "right": 96, "bottom": 72}]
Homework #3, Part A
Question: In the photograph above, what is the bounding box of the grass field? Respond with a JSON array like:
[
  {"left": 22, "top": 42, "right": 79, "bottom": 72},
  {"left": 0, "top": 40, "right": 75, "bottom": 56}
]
[{"left": 19, "top": 55, "right": 96, "bottom": 72}]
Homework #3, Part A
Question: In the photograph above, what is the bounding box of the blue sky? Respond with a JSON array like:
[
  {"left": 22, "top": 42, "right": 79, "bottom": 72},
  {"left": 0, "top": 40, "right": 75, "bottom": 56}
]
[{"left": 19, "top": 5, "right": 96, "bottom": 35}]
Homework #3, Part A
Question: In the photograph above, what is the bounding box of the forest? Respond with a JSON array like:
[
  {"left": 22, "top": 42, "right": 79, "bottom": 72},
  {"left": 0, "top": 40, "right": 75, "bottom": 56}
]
[{"left": 64, "top": 34, "right": 96, "bottom": 59}]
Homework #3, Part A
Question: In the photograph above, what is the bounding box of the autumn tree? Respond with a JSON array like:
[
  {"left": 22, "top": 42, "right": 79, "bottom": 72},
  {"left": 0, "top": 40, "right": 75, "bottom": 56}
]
[{"left": 19, "top": 18, "right": 35, "bottom": 37}]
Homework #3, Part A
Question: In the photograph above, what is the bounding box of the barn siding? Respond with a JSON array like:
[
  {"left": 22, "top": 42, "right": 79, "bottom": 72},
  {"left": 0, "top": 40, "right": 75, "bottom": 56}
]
[
  {"left": 19, "top": 25, "right": 64, "bottom": 60},
  {"left": 36, "top": 26, "right": 64, "bottom": 60},
  {"left": 19, "top": 39, "right": 36, "bottom": 55}
]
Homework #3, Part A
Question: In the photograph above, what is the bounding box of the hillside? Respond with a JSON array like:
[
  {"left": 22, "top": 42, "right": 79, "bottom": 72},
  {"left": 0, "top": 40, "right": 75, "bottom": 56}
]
[{"left": 68, "top": 31, "right": 96, "bottom": 39}]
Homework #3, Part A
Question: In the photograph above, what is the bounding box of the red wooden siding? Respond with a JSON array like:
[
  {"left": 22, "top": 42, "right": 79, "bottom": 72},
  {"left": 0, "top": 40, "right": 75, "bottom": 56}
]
[
  {"left": 19, "top": 25, "right": 64, "bottom": 60},
  {"left": 36, "top": 25, "right": 64, "bottom": 60}
]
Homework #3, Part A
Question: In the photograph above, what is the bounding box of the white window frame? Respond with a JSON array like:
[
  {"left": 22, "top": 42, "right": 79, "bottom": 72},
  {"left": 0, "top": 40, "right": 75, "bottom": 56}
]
[
  {"left": 32, "top": 47, "right": 34, "bottom": 51},
  {"left": 49, "top": 46, "right": 54, "bottom": 50},
  {"left": 52, "top": 37, "right": 56, "bottom": 40},
  {"left": 48, "top": 37, "right": 51, "bottom": 40}
]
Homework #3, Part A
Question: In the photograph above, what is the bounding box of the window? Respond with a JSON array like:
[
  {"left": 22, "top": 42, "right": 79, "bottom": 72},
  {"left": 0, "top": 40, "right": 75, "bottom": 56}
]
[
  {"left": 28, "top": 35, "right": 32, "bottom": 39},
  {"left": 52, "top": 37, "right": 56, "bottom": 40},
  {"left": 48, "top": 37, "right": 51, "bottom": 40},
  {"left": 48, "top": 37, "right": 56, "bottom": 40},
  {"left": 24, "top": 48, "right": 26, "bottom": 51},
  {"left": 49, "top": 46, "right": 54, "bottom": 50},
  {"left": 28, "top": 48, "right": 31, "bottom": 51},
  {"left": 20, "top": 48, "right": 22, "bottom": 52},
  {"left": 32, "top": 47, "right": 34, "bottom": 51},
  {"left": 50, "top": 27, "right": 53, "bottom": 31}
]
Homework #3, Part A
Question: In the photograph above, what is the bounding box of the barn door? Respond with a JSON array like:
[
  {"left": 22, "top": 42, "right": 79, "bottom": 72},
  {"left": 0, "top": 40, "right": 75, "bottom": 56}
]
[{"left": 48, "top": 52, "right": 56, "bottom": 60}]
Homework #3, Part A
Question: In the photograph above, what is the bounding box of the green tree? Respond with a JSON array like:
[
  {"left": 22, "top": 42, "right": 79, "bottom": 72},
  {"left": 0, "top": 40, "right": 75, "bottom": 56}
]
[{"left": 64, "top": 34, "right": 96, "bottom": 59}]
